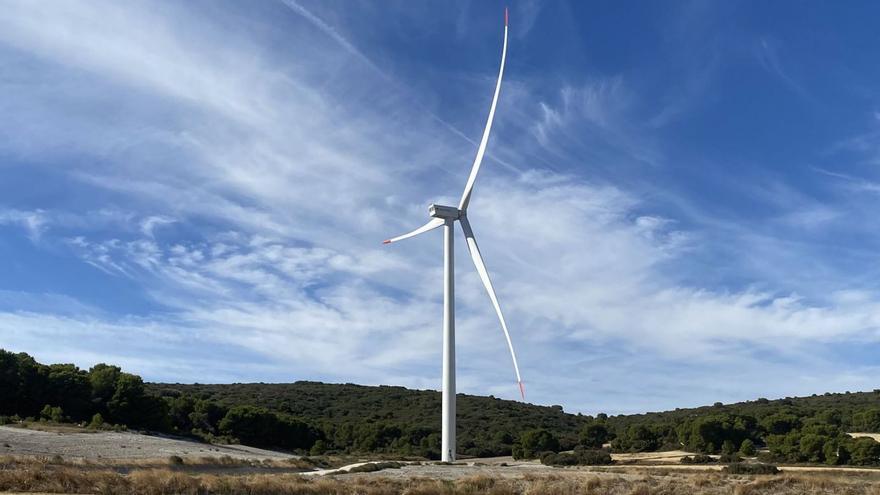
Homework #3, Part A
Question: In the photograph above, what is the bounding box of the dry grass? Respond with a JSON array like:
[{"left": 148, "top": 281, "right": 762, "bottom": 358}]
[
  {"left": 0, "top": 452, "right": 327, "bottom": 472},
  {"left": 10, "top": 422, "right": 100, "bottom": 434},
  {"left": 0, "top": 459, "right": 879, "bottom": 495}
]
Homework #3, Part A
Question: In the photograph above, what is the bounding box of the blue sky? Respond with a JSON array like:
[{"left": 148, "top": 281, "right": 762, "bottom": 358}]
[{"left": 2, "top": 0, "right": 880, "bottom": 415}]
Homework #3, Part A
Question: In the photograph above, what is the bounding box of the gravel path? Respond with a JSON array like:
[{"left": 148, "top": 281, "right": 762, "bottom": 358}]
[{"left": 0, "top": 426, "right": 295, "bottom": 461}]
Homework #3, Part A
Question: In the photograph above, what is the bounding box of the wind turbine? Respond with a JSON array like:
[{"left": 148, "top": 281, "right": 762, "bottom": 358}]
[{"left": 383, "top": 8, "right": 522, "bottom": 463}]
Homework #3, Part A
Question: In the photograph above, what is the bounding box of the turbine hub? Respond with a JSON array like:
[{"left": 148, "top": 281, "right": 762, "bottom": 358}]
[{"left": 429, "top": 204, "right": 460, "bottom": 220}]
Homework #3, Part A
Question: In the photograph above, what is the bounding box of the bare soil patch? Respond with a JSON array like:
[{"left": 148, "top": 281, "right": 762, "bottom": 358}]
[{"left": 0, "top": 425, "right": 294, "bottom": 462}]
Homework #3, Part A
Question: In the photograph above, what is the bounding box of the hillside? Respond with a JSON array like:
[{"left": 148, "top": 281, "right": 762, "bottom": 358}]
[
  {"left": 2, "top": 349, "right": 879, "bottom": 464},
  {"left": 146, "top": 381, "right": 585, "bottom": 457},
  {"left": 148, "top": 381, "right": 880, "bottom": 464}
]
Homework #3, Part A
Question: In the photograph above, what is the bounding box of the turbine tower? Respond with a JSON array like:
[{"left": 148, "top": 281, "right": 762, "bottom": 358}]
[{"left": 383, "top": 8, "right": 522, "bottom": 463}]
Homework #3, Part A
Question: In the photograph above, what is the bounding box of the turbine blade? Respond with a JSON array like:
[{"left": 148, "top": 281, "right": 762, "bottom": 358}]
[
  {"left": 458, "top": 10, "right": 508, "bottom": 212},
  {"left": 459, "top": 215, "right": 524, "bottom": 399},
  {"left": 383, "top": 217, "right": 445, "bottom": 244}
]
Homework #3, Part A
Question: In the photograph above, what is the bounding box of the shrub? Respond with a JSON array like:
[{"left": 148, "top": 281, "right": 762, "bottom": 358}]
[
  {"left": 718, "top": 453, "right": 742, "bottom": 463},
  {"left": 511, "top": 444, "right": 525, "bottom": 459},
  {"left": 579, "top": 422, "right": 610, "bottom": 448},
  {"left": 39, "top": 405, "right": 63, "bottom": 423},
  {"left": 168, "top": 455, "right": 184, "bottom": 466},
  {"left": 739, "top": 439, "right": 756, "bottom": 456},
  {"left": 576, "top": 448, "right": 613, "bottom": 465},
  {"left": 517, "top": 429, "right": 560, "bottom": 459},
  {"left": 89, "top": 413, "right": 104, "bottom": 428},
  {"left": 541, "top": 449, "right": 613, "bottom": 466},
  {"left": 721, "top": 440, "right": 736, "bottom": 455},
  {"left": 309, "top": 439, "right": 327, "bottom": 456},
  {"left": 723, "top": 462, "right": 779, "bottom": 475},
  {"left": 849, "top": 437, "right": 880, "bottom": 466},
  {"left": 541, "top": 452, "right": 579, "bottom": 466},
  {"left": 680, "top": 454, "right": 715, "bottom": 464},
  {"left": 218, "top": 406, "right": 318, "bottom": 450}
]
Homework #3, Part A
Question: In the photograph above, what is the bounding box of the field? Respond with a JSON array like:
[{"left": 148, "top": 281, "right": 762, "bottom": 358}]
[
  {"left": 2, "top": 427, "right": 880, "bottom": 494},
  {"left": 0, "top": 425, "right": 294, "bottom": 461},
  {"left": 2, "top": 455, "right": 880, "bottom": 494}
]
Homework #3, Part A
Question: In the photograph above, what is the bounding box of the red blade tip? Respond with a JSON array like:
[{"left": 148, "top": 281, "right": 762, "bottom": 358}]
[
  {"left": 518, "top": 381, "right": 525, "bottom": 400},
  {"left": 504, "top": 7, "right": 509, "bottom": 27},
  {"left": 382, "top": 239, "right": 391, "bottom": 244}
]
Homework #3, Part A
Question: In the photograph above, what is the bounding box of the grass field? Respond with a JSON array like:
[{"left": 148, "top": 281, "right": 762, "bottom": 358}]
[
  {"left": 2, "top": 427, "right": 879, "bottom": 494},
  {"left": 2, "top": 454, "right": 880, "bottom": 495}
]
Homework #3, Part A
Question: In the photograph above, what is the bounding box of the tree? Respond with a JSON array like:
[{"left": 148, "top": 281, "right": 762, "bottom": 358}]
[
  {"left": 721, "top": 440, "right": 736, "bottom": 455},
  {"left": 89, "top": 413, "right": 105, "bottom": 428},
  {"left": 854, "top": 409, "right": 880, "bottom": 432},
  {"left": 166, "top": 395, "right": 196, "bottom": 434},
  {"left": 0, "top": 350, "right": 19, "bottom": 415},
  {"left": 849, "top": 438, "right": 880, "bottom": 466},
  {"left": 679, "top": 414, "right": 755, "bottom": 454},
  {"left": 761, "top": 413, "right": 800, "bottom": 435},
  {"left": 189, "top": 399, "right": 226, "bottom": 434},
  {"left": 108, "top": 373, "right": 169, "bottom": 430},
  {"left": 798, "top": 434, "right": 827, "bottom": 463},
  {"left": 579, "top": 422, "right": 610, "bottom": 449},
  {"left": 15, "top": 353, "right": 47, "bottom": 416},
  {"left": 823, "top": 441, "right": 841, "bottom": 465},
  {"left": 40, "top": 405, "right": 63, "bottom": 423},
  {"left": 518, "top": 429, "right": 560, "bottom": 459},
  {"left": 219, "top": 406, "right": 318, "bottom": 450},
  {"left": 44, "top": 364, "right": 91, "bottom": 420},
  {"left": 310, "top": 439, "right": 328, "bottom": 455},
  {"left": 739, "top": 438, "right": 756, "bottom": 456},
  {"left": 88, "top": 364, "right": 121, "bottom": 412},
  {"left": 108, "top": 373, "right": 146, "bottom": 425}
]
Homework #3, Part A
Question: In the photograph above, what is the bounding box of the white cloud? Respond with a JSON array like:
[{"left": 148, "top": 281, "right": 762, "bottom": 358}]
[
  {"left": 0, "top": 209, "right": 46, "bottom": 241},
  {"left": 1, "top": 0, "right": 879, "bottom": 413}
]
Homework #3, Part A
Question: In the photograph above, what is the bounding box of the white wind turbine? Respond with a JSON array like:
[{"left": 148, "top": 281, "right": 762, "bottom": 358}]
[{"left": 383, "top": 8, "right": 522, "bottom": 463}]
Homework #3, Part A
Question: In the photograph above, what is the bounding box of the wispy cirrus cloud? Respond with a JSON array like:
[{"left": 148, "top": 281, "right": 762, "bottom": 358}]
[{"left": 1, "top": 1, "right": 880, "bottom": 414}]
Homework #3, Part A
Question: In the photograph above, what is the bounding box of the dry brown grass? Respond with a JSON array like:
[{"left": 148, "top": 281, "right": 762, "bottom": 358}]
[{"left": 0, "top": 460, "right": 879, "bottom": 495}]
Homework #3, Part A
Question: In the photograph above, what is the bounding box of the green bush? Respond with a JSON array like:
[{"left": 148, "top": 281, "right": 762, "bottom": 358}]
[
  {"left": 721, "top": 440, "right": 736, "bottom": 455},
  {"left": 739, "top": 439, "right": 756, "bottom": 456},
  {"left": 40, "top": 405, "right": 63, "bottom": 423},
  {"left": 219, "top": 406, "right": 318, "bottom": 451},
  {"left": 680, "top": 454, "right": 715, "bottom": 464},
  {"left": 89, "top": 413, "right": 105, "bottom": 428},
  {"left": 579, "top": 422, "right": 610, "bottom": 448},
  {"left": 723, "top": 463, "right": 779, "bottom": 475},
  {"left": 541, "top": 449, "right": 613, "bottom": 466},
  {"left": 517, "top": 429, "right": 560, "bottom": 459},
  {"left": 540, "top": 452, "right": 578, "bottom": 466},
  {"left": 849, "top": 437, "right": 880, "bottom": 466},
  {"left": 309, "top": 439, "right": 328, "bottom": 456},
  {"left": 612, "top": 424, "right": 664, "bottom": 452}
]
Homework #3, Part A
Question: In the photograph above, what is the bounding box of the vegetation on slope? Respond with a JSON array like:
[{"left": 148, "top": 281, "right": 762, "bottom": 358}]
[
  {"left": 146, "top": 381, "right": 582, "bottom": 458},
  {"left": 2, "top": 348, "right": 880, "bottom": 465},
  {"left": 599, "top": 392, "right": 880, "bottom": 465}
]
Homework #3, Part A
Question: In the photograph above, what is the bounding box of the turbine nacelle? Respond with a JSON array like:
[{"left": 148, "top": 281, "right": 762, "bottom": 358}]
[{"left": 429, "top": 204, "right": 461, "bottom": 220}]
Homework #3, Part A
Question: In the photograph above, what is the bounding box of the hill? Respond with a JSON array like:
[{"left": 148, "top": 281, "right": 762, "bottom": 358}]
[
  {"left": 145, "top": 381, "right": 585, "bottom": 457},
  {"left": 2, "top": 348, "right": 879, "bottom": 464},
  {"left": 145, "top": 381, "right": 880, "bottom": 464}
]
